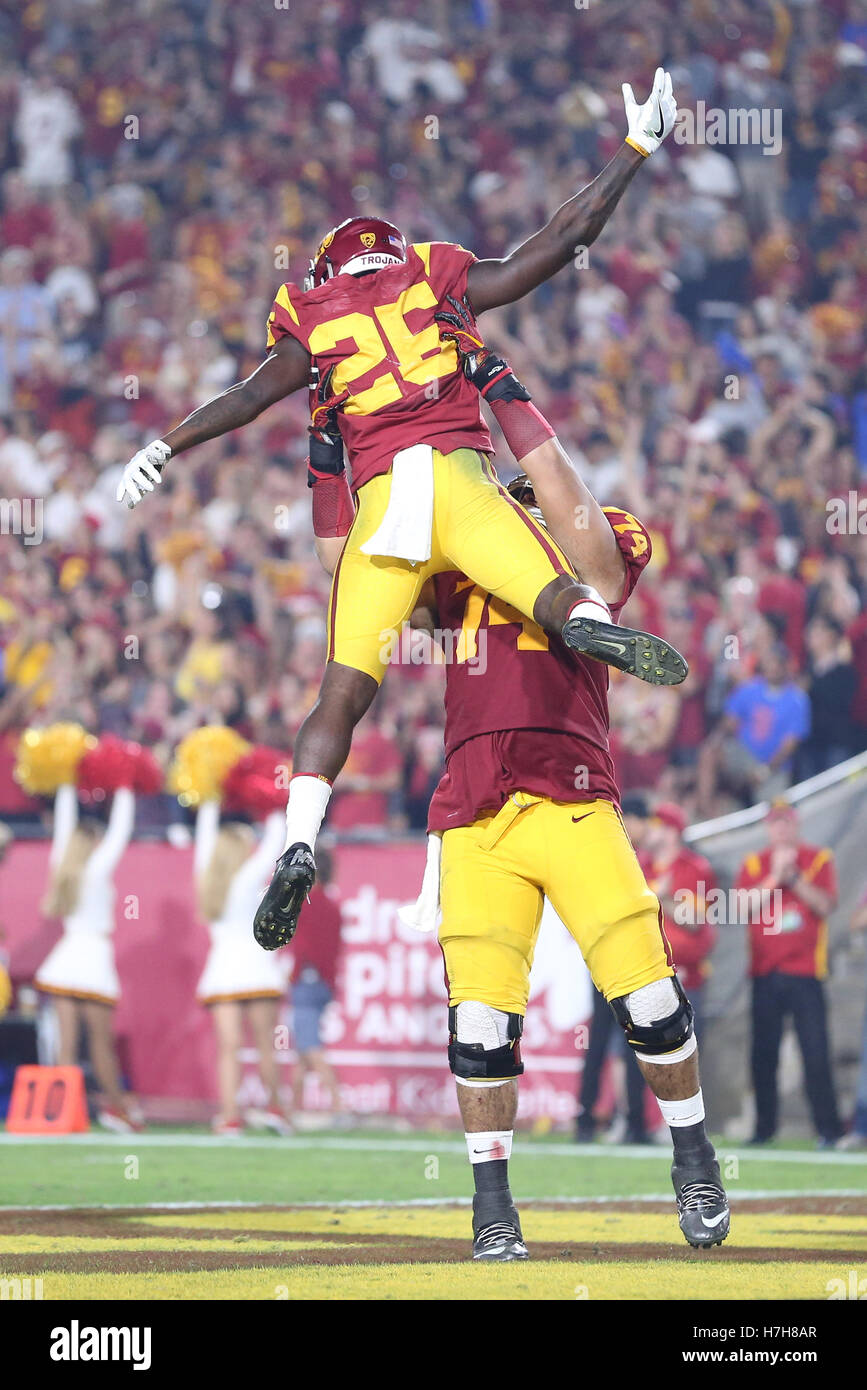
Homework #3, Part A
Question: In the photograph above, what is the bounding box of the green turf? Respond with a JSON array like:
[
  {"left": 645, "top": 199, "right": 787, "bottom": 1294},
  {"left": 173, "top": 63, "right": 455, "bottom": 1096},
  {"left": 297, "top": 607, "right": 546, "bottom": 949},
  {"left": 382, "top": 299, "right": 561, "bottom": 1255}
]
[{"left": 1, "top": 1129, "right": 864, "bottom": 1208}]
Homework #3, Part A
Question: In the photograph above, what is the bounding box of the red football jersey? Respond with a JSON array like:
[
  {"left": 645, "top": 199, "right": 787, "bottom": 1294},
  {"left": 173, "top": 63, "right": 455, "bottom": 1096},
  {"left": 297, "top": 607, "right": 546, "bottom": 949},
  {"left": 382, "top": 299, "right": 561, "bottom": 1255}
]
[
  {"left": 266, "top": 242, "right": 492, "bottom": 489},
  {"left": 428, "top": 508, "right": 653, "bottom": 831},
  {"left": 737, "top": 843, "right": 836, "bottom": 979}
]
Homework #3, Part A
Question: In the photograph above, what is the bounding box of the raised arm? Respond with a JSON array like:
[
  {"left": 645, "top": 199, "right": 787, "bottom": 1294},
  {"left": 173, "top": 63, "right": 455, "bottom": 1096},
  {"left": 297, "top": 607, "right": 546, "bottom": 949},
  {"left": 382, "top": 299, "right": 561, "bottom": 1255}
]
[
  {"left": 117, "top": 335, "right": 310, "bottom": 508},
  {"left": 87, "top": 787, "right": 135, "bottom": 878},
  {"left": 466, "top": 70, "right": 676, "bottom": 314},
  {"left": 50, "top": 783, "right": 78, "bottom": 868},
  {"left": 194, "top": 799, "right": 220, "bottom": 881},
  {"left": 235, "top": 811, "right": 287, "bottom": 892}
]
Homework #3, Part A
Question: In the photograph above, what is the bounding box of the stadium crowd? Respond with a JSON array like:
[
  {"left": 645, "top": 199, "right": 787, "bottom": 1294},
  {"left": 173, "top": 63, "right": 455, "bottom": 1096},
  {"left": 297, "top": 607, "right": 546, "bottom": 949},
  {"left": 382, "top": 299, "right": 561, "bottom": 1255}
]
[{"left": 1, "top": 0, "right": 867, "bottom": 834}]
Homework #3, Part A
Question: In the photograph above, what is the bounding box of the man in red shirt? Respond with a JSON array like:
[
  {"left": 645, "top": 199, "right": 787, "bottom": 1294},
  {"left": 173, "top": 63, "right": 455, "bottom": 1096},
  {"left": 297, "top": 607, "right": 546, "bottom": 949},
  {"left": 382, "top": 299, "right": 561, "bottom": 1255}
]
[
  {"left": 736, "top": 800, "right": 842, "bottom": 1146},
  {"left": 645, "top": 803, "right": 717, "bottom": 1035}
]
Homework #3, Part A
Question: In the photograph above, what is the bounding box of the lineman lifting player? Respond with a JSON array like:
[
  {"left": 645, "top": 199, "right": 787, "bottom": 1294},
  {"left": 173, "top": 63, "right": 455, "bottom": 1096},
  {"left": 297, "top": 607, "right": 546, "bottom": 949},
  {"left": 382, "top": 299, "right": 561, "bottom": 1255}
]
[
  {"left": 117, "top": 70, "right": 685, "bottom": 949},
  {"left": 308, "top": 300, "right": 731, "bottom": 1260}
]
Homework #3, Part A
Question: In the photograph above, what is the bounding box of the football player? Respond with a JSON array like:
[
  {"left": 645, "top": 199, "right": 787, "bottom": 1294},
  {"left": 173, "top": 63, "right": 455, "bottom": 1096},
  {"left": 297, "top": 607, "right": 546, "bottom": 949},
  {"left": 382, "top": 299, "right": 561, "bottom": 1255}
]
[
  {"left": 308, "top": 318, "right": 730, "bottom": 1261},
  {"left": 117, "top": 72, "right": 682, "bottom": 948}
]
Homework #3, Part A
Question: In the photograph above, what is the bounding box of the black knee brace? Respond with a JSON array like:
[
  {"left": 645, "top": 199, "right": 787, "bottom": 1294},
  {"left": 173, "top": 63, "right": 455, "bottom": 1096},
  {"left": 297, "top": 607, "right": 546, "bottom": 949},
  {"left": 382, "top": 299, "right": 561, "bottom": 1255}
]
[
  {"left": 609, "top": 976, "right": 694, "bottom": 1057},
  {"left": 447, "top": 1006, "right": 525, "bottom": 1080}
]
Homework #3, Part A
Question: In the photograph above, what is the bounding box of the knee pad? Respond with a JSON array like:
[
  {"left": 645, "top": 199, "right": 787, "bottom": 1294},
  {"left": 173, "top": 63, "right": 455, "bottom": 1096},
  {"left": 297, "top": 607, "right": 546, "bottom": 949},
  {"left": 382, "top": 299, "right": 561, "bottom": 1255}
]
[
  {"left": 448, "top": 1002, "right": 525, "bottom": 1082},
  {"left": 610, "top": 975, "right": 695, "bottom": 1059}
]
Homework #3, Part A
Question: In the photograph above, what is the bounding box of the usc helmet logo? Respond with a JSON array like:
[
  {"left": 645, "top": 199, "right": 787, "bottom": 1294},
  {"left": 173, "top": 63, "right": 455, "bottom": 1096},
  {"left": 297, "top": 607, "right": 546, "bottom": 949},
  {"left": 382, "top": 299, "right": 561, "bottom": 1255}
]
[{"left": 360, "top": 231, "right": 376, "bottom": 249}]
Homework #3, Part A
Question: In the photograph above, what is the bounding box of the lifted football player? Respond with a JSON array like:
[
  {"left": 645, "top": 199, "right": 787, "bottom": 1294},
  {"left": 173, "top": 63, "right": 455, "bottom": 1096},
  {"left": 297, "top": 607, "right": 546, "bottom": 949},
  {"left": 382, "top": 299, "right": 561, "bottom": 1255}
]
[
  {"left": 309, "top": 315, "right": 730, "bottom": 1261},
  {"left": 117, "top": 72, "right": 683, "bottom": 950}
]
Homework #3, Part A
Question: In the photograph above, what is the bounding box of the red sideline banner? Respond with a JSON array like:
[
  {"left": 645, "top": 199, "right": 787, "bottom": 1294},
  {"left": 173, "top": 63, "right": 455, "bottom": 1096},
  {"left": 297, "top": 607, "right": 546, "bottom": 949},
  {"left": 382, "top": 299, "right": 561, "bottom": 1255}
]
[{"left": 1, "top": 839, "right": 592, "bottom": 1122}]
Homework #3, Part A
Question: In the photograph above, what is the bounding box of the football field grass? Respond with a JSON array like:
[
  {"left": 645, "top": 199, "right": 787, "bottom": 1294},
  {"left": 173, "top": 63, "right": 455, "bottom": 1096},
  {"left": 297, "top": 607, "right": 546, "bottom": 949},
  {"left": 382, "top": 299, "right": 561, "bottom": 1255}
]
[{"left": 1, "top": 1129, "right": 865, "bottom": 1300}]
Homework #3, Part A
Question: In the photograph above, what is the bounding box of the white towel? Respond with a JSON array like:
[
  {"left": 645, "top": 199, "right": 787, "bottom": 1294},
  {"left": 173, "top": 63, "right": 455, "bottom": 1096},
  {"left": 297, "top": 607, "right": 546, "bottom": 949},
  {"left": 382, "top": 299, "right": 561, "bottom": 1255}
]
[
  {"left": 397, "top": 832, "right": 442, "bottom": 933},
  {"left": 360, "top": 443, "right": 434, "bottom": 564}
]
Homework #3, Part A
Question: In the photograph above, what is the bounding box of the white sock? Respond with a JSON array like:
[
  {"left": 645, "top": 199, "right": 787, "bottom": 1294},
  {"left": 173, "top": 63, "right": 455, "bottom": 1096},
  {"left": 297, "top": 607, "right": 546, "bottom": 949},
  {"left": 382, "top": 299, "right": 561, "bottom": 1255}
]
[
  {"left": 466, "top": 1130, "right": 513, "bottom": 1164},
  {"left": 568, "top": 585, "right": 611, "bottom": 624},
  {"left": 657, "top": 1089, "right": 706, "bottom": 1128},
  {"left": 283, "top": 774, "right": 332, "bottom": 852}
]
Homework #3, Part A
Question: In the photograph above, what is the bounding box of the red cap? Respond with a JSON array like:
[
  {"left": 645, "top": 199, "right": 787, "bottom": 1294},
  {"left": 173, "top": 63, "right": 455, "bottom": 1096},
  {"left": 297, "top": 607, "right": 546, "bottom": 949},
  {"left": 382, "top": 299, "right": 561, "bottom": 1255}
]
[
  {"left": 766, "top": 797, "right": 797, "bottom": 822},
  {"left": 654, "top": 802, "right": 688, "bottom": 834}
]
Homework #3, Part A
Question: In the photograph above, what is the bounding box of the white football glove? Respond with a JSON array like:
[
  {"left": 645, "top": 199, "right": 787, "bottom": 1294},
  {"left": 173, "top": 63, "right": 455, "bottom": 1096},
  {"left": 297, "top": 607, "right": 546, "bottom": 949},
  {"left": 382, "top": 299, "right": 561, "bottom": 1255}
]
[
  {"left": 116, "top": 439, "right": 172, "bottom": 509},
  {"left": 622, "top": 67, "right": 677, "bottom": 157}
]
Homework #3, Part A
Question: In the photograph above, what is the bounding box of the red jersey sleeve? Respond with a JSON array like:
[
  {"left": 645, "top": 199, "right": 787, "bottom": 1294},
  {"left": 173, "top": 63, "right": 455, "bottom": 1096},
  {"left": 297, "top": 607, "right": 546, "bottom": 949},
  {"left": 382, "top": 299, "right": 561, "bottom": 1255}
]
[
  {"left": 603, "top": 507, "right": 653, "bottom": 615},
  {"left": 801, "top": 846, "right": 837, "bottom": 904},
  {"left": 415, "top": 241, "right": 476, "bottom": 306},
  {"left": 266, "top": 281, "right": 307, "bottom": 351}
]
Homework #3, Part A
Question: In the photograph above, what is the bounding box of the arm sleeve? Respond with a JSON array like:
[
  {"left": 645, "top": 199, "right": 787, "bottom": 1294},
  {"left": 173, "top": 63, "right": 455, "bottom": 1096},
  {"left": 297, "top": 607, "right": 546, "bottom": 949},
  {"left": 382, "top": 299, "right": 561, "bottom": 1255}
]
[
  {"left": 87, "top": 787, "right": 135, "bottom": 878},
  {"left": 806, "top": 848, "right": 836, "bottom": 901},
  {"left": 311, "top": 470, "right": 356, "bottom": 536},
  {"left": 603, "top": 508, "right": 653, "bottom": 614},
  {"left": 194, "top": 799, "right": 220, "bottom": 881},
  {"left": 266, "top": 282, "right": 307, "bottom": 351},
  {"left": 50, "top": 784, "right": 78, "bottom": 867}
]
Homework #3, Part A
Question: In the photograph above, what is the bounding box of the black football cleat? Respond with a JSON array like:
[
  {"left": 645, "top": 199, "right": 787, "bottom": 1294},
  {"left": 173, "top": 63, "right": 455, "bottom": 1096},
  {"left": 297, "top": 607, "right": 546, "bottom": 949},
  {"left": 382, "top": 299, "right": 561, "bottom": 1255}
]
[
  {"left": 562, "top": 617, "right": 688, "bottom": 686},
  {"left": 472, "top": 1220, "right": 530, "bottom": 1262},
  {"left": 253, "top": 842, "right": 315, "bottom": 950},
  {"left": 671, "top": 1153, "right": 730, "bottom": 1249},
  {"left": 472, "top": 1194, "right": 529, "bottom": 1262}
]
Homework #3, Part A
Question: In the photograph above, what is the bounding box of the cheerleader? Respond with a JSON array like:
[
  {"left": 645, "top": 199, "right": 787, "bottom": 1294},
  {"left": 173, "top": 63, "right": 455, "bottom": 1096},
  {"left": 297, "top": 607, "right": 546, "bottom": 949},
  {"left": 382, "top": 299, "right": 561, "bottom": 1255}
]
[
  {"left": 194, "top": 800, "right": 291, "bottom": 1134},
  {"left": 36, "top": 781, "right": 141, "bottom": 1132}
]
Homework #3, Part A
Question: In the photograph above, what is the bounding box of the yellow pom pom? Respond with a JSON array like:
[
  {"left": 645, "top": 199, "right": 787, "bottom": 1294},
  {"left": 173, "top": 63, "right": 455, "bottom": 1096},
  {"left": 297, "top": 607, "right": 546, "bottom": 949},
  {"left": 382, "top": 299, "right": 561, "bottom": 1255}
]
[
  {"left": 167, "top": 726, "right": 251, "bottom": 807},
  {"left": 14, "top": 723, "right": 97, "bottom": 796}
]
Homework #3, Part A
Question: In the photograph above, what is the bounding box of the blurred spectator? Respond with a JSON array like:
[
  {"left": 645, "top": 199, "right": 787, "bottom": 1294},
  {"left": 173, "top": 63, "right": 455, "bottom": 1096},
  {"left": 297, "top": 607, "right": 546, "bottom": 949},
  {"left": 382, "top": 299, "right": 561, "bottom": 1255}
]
[
  {"left": 290, "top": 843, "right": 344, "bottom": 1118},
  {"left": 699, "top": 645, "right": 810, "bottom": 809},
  {"left": 799, "top": 613, "right": 857, "bottom": 777},
  {"left": 736, "top": 801, "right": 842, "bottom": 1147},
  {"left": 644, "top": 802, "right": 717, "bottom": 1034}
]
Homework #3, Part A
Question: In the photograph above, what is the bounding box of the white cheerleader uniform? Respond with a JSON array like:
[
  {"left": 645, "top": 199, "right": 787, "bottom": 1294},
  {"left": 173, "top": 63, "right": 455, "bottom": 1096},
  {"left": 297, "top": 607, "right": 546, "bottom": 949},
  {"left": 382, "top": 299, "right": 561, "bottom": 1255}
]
[
  {"left": 35, "top": 784, "right": 135, "bottom": 1006},
  {"left": 195, "top": 803, "right": 289, "bottom": 1005}
]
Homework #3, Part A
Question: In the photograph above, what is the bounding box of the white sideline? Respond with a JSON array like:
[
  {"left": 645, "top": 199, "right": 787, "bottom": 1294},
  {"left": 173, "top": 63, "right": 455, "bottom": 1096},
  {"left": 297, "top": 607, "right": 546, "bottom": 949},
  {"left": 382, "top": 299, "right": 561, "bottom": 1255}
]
[
  {"left": 0, "top": 1189, "right": 865, "bottom": 1214},
  {"left": 0, "top": 1132, "right": 866, "bottom": 1164}
]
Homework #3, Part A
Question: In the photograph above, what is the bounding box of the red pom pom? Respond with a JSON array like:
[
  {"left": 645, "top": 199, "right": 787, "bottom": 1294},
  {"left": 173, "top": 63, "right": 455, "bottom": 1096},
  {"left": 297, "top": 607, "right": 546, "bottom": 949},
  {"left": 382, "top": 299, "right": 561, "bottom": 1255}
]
[
  {"left": 77, "top": 736, "right": 164, "bottom": 801},
  {"left": 222, "top": 746, "right": 290, "bottom": 820},
  {"left": 131, "top": 744, "right": 164, "bottom": 796},
  {"left": 77, "top": 735, "right": 137, "bottom": 802}
]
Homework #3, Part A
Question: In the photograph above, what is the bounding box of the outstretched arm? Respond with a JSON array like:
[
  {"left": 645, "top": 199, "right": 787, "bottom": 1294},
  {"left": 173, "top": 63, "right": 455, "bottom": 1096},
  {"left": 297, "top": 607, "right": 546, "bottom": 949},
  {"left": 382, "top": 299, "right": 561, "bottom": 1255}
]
[
  {"left": 467, "top": 145, "right": 644, "bottom": 314},
  {"left": 87, "top": 787, "right": 136, "bottom": 878},
  {"left": 50, "top": 783, "right": 78, "bottom": 868},
  {"left": 117, "top": 335, "right": 310, "bottom": 507},
  {"left": 165, "top": 336, "right": 310, "bottom": 456},
  {"left": 466, "top": 69, "right": 676, "bottom": 314}
]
